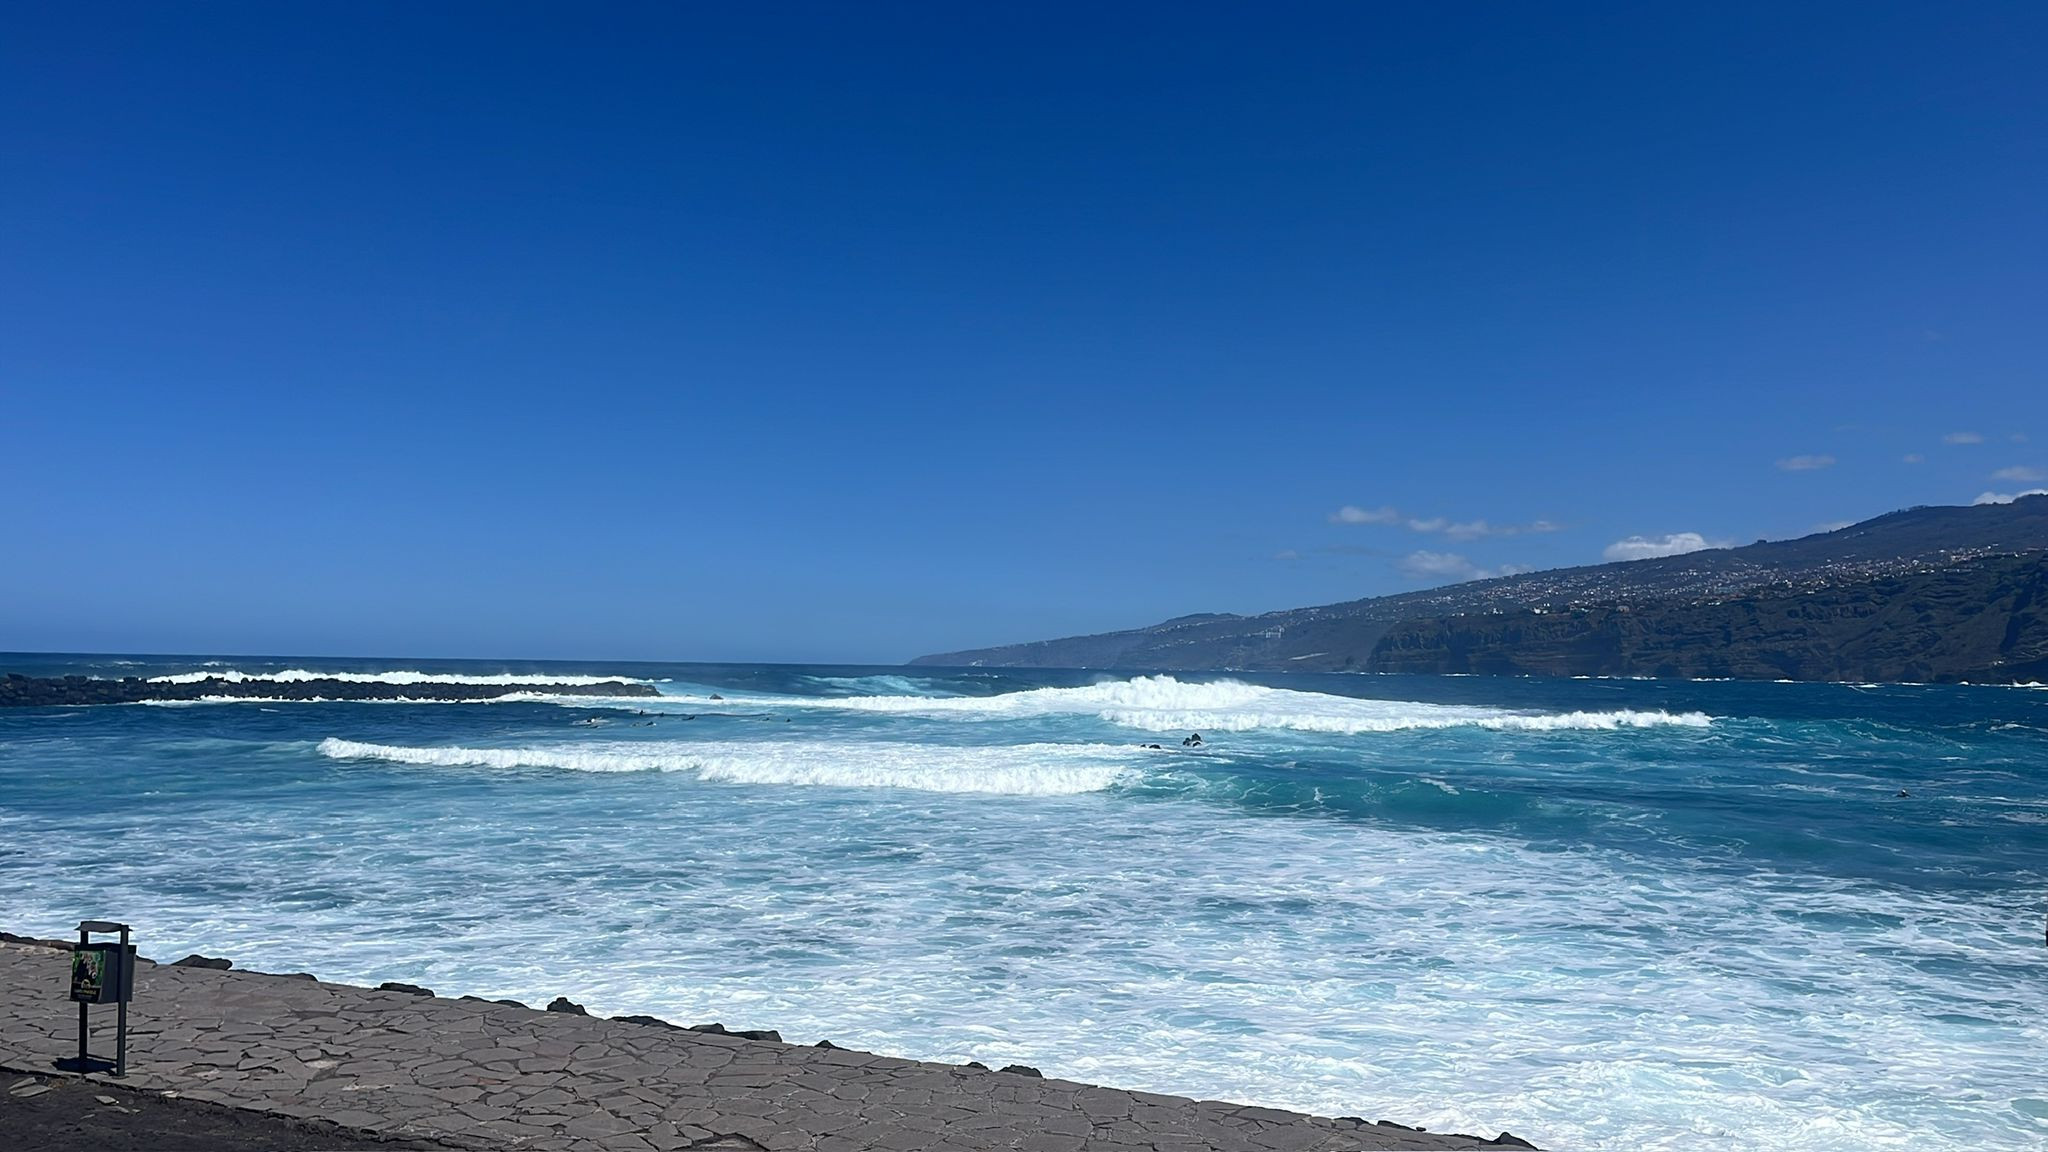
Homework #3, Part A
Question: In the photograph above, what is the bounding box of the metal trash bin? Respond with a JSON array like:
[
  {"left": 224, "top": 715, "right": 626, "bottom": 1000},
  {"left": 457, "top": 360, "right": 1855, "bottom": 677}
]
[{"left": 56, "top": 920, "right": 134, "bottom": 1076}]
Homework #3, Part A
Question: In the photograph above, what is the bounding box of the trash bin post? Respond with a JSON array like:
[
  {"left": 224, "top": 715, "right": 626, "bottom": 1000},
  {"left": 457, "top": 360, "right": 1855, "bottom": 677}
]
[{"left": 115, "top": 922, "right": 129, "bottom": 1076}]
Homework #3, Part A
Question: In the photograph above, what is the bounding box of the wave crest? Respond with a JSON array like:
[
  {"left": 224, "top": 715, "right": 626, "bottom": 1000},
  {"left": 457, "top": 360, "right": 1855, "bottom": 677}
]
[
  {"left": 667, "top": 676, "right": 1713, "bottom": 735},
  {"left": 316, "top": 738, "right": 1133, "bottom": 795}
]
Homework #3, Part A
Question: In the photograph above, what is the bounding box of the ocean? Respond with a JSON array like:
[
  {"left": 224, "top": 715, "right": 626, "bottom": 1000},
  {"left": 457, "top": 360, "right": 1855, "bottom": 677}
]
[{"left": 2, "top": 654, "right": 2044, "bottom": 1151}]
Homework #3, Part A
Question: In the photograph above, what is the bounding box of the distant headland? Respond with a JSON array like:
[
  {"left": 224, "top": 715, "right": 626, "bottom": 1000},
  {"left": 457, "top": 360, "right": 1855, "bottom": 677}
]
[
  {"left": 0, "top": 674, "right": 661, "bottom": 708},
  {"left": 914, "top": 495, "right": 2048, "bottom": 684}
]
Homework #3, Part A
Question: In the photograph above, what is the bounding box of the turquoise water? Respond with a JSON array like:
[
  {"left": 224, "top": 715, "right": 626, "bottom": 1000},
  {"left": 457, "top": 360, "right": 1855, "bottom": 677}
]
[{"left": 3, "top": 654, "right": 2045, "bottom": 1150}]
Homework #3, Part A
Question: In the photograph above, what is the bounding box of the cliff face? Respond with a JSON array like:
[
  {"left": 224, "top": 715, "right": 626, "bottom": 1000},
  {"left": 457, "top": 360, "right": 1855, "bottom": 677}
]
[{"left": 1369, "top": 552, "right": 2048, "bottom": 683}]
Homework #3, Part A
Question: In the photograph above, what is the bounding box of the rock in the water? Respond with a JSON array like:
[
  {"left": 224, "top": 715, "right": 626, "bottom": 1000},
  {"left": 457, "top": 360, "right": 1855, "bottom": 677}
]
[
  {"left": 814, "top": 1039, "right": 839, "bottom": 1049},
  {"left": 496, "top": 998, "right": 529, "bottom": 1008},
  {"left": 733, "top": 1028, "right": 782, "bottom": 1042},
  {"left": 171, "top": 954, "right": 232, "bottom": 970},
  {"left": 264, "top": 971, "right": 317, "bottom": 981},
  {"left": 689, "top": 1022, "right": 729, "bottom": 1034},
  {"left": 1000, "top": 1064, "right": 1042, "bottom": 1077},
  {"left": 546, "top": 996, "right": 588, "bottom": 1015},
  {"left": 1487, "top": 1133, "right": 1538, "bottom": 1149},
  {"left": 964, "top": 1060, "right": 988, "bottom": 1070},
  {"left": 613, "top": 1014, "right": 680, "bottom": 1030},
  {"left": 377, "top": 981, "right": 433, "bottom": 996}
]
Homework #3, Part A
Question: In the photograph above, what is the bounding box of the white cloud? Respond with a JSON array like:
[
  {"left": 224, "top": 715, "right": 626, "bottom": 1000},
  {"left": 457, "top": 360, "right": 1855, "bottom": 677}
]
[
  {"left": 1447, "top": 518, "right": 1553, "bottom": 540},
  {"left": 1398, "top": 551, "right": 1522, "bottom": 583},
  {"left": 1330, "top": 505, "right": 1561, "bottom": 539},
  {"left": 1400, "top": 550, "right": 1475, "bottom": 578},
  {"left": 1273, "top": 549, "right": 1300, "bottom": 562},
  {"left": 1973, "top": 489, "right": 2048, "bottom": 506},
  {"left": 1776, "top": 454, "right": 1835, "bottom": 471},
  {"left": 1412, "top": 517, "right": 1560, "bottom": 539},
  {"left": 1330, "top": 505, "right": 1401, "bottom": 525},
  {"left": 1602, "top": 532, "right": 1721, "bottom": 562},
  {"left": 1902, "top": 453, "right": 1924, "bottom": 464},
  {"left": 1991, "top": 465, "right": 2046, "bottom": 483},
  {"left": 1944, "top": 431, "right": 1984, "bottom": 445}
]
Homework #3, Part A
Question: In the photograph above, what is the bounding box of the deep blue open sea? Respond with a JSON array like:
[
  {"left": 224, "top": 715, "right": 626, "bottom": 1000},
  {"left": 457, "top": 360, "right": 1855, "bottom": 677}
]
[{"left": 2, "top": 654, "right": 2045, "bottom": 1151}]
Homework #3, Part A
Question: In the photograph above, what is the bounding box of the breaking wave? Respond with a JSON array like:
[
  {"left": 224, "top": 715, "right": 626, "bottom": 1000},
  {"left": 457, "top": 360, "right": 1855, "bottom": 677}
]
[
  {"left": 667, "top": 676, "right": 1713, "bottom": 735},
  {"left": 805, "top": 674, "right": 952, "bottom": 697},
  {"left": 149, "top": 669, "right": 649, "bottom": 687},
  {"left": 316, "top": 738, "right": 1134, "bottom": 796}
]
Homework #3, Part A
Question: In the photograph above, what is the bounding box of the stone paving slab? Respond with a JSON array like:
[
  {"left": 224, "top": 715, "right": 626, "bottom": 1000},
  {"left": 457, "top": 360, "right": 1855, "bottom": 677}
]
[{"left": 0, "top": 942, "right": 1525, "bottom": 1151}]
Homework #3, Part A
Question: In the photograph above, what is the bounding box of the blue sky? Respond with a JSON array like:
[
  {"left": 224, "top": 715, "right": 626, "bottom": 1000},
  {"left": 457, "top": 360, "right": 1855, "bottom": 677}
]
[{"left": 4, "top": 3, "right": 2044, "bottom": 662}]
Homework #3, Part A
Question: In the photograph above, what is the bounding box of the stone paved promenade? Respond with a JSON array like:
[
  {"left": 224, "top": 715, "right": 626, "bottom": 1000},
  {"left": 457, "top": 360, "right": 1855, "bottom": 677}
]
[{"left": 1, "top": 942, "right": 1526, "bottom": 1151}]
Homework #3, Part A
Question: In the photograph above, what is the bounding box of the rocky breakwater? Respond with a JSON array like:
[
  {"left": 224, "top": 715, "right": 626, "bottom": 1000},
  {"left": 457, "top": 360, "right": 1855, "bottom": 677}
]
[{"left": 0, "top": 674, "right": 661, "bottom": 707}]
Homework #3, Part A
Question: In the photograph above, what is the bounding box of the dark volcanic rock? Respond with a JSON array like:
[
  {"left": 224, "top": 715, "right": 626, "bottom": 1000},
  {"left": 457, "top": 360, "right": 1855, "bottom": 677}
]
[
  {"left": 1487, "top": 1133, "right": 1539, "bottom": 1149},
  {"left": 377, "top": 982, "right": 433, "bottom": 997},
  {"left": 0, "top": 932, "right": 73, "bottom": 950},
  {"left": 545, "top": 996, "right": 588, "bottom": 1015},
  {"left": 1000, "top": 1064, "right": 1043, "bottom": 1077},
  {"left": 460, "top": 994, "right": 531, "bottom": 1007},
  {"left": 171, "top": 955, "right": 233, "bottom": 970},
  {"left": 612, "top": 1014, "right": 681, "bottom": 1030},
  {"left": 683, "top": 1021, "right": 778, "bottom": 1040},
  {"left": 0, "top": 674, "right": 660, "bottom": 708}
]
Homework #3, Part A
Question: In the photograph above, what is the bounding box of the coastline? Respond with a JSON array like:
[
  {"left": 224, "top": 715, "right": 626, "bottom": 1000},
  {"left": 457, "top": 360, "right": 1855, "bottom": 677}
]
[{"left": 0, "top": 936, "right": 1536, "bottom": 1151}]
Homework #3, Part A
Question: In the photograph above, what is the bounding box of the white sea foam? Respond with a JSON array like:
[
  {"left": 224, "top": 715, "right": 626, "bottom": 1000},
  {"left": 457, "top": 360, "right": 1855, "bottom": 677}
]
[
  {"left": 317, "top": 737, "right": 1135, "bottom": 795},
  {"left": 148, "top": 668, "right": 648, "bottom": 687},
  {"left": 667, "top": 676, "right": 1713, "bottom": 735},
  {"left": 12, "top": 669, "right": 2048, "bottom": 1152},
  {"left": 16, "top": 767, "right": 2042, "bottom": 1152}
]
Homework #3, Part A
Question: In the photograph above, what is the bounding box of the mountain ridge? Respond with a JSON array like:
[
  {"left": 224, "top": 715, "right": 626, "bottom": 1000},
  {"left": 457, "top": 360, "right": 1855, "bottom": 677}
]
[{"left": 911, "top": 496, "right": 2048, "bottom": 681}]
